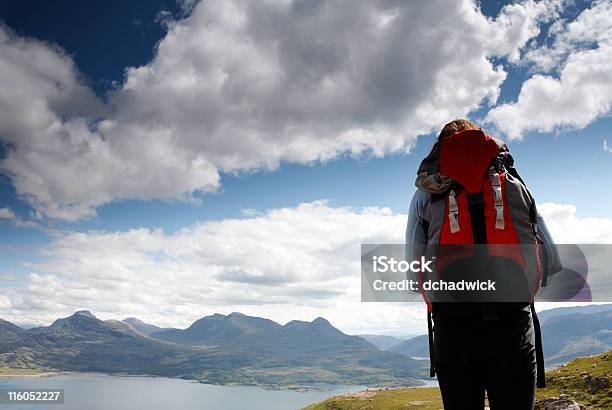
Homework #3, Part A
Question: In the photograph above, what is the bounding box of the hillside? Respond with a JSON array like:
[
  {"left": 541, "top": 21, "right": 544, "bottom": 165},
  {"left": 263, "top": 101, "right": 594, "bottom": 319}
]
[
  {"left": 357, "top": 335, "right": 407, "bottom": 350},
  {"left": 536, "top": 304, "right": 612, "bottom": 325},
  {"left": 537, "top": 351, "right": 611, "bottom": 409},
  {"left": 387, "top": 335, "right": 429, "bottom": 358},
  {"left": 542, "top": 309, "right": 612, "bottom": 365},
  {"left": 122, "top": 317, "right": 176, "bottom": 336},
  {"left": 0, "top": 319, "right": 25, "bottom": 342},
  {"left": 302, "top": 350, "right": 611, "bottom": 409}
]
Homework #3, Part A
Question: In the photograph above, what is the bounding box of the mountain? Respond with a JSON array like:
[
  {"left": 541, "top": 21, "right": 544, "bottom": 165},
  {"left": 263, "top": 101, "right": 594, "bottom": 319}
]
[
  {"left": 0, "top": 311, "right": 195, "bottom": 373},
  {"left": 387, "top": 305, "right": 612, "bottom": 366},
  {"left": 0, "top": 311, "right": 426, "bottom": 387},
  {"left": 542, "top": 309, "right": 612, "bottom": 365},
  {"left": 0, "top": 319, "right": 25, "bottom": 342},
  {"left": 537, "top": 304, "right": 612, "bottom": 325},
  {"left": 152, "top": 312, "right": 281, "bottom": 345},
  {"left": 388, "top": 335, "right": 429, "bottom": 358},
  {"left": 357, "top": 334, "right": 407, "bottom": 350},
  {"left": 155, "top": 313, "right": 425, "bottom": 382},
  {"left": 48, "top": 309, "right": 97, "bottom": 330},
  {"left": 243, "top": 317, "right": 419, "bottom": 372},
  {"left": 122, "top": 317, "right": 175, "bottom": 336}
]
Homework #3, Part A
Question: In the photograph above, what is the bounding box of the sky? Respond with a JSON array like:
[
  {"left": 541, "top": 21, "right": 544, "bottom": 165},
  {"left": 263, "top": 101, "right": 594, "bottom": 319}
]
[{"left": 1, "top": 0, "right": 612, "bottom": 335}]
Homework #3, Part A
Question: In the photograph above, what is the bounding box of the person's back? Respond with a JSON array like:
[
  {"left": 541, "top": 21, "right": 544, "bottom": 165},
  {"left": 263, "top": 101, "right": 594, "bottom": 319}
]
[{"left": 406, "top": 119, "right": 562, "bottom": 410}]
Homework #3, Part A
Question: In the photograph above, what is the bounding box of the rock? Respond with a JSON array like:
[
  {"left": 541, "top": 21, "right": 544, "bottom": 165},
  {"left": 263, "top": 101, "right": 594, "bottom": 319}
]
[
  {"left": 341, "top": 391, "right": 376, "bottom": 400},
  {"left": 535, "top": 396, "right": 585, "bottom": 410},
  {"left": 407, "top": 401, "right": 431, "bottom": 406},
  {"left": 583, "top": 374, "right": 610, "bottom": 393}
]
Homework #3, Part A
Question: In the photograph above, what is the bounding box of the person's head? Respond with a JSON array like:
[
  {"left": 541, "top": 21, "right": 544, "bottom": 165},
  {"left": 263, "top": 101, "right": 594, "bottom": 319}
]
[{"left": 438, "top": 119, "right": 481, "bottom": 140}]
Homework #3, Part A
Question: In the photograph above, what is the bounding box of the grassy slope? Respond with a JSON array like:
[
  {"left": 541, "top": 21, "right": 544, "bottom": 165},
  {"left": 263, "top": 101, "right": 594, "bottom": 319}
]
[
  {"left": 0, "top": 367, "right": 49, "bottom": 376},
  {"left": 535, "top": 351, "right": 611, "bottom": 409},
  {"left": 303, "top": 388, "right": 443, "bottom": 410},
  {"left": 303, "top": 351, "right": 611, "bottom": 410}
]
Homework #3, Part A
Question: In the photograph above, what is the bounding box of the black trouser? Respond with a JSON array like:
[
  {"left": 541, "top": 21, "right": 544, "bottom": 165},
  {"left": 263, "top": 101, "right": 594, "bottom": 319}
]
[{"left": 432, "top": 306, "right": 536, "bottom": 410}]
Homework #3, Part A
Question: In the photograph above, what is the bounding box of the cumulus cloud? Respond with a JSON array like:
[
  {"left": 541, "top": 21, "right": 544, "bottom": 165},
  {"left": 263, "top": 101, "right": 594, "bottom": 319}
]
[
  {"left": 1, "top": 202, "right": 413, "bottom": 332},
  {"left": 0, "top": 25, "right": 111, "bottom": 220},
  {"left": 0, "top": 207, "right": 16, "bottom": 219},
  {"left": 538, "top": 202, "right": 612, "bottom": 243},
  {"left": 1, "top": 200, "right": 610, "bottom": 333},
  {"left": 486, "top": 0, "right": 612, "bottom": 139},
  {"left": 0, "top": 0, "right": 552, "bottom": 220},
  {"left": 0, "top": 206, "right": 38, "bottom": 228}
]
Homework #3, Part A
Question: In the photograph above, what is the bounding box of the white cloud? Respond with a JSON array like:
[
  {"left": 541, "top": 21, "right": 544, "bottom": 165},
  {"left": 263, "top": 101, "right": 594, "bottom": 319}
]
[
  {"left": 538, "top": 202, "right": 612, "bottom": 243},
  {"left": 0, "top": 207, "right": 16, "bottom": 219},
  {"left": 483, "top": 0, "right": 563, "bottom": 64},
  {"left": 0, "top": 1, "right": 552, "bottom": 220},
  {"left": 1, "top": 201, "right": 415, "bottom": 333},
  {"left": 0, "top": 206, "right": 38, "bottom": 228},
  {"left": 0, "top": 295, "right": 12, "bottom": 310},
  {"left": 1, "top": 200, "right": 610, "bottom": 333},
  {"left": 486, "top": 0, "right": 612, "bottom": 139},
  {"left": 604, "top": 139, "right": 612, "bottom": 153}
]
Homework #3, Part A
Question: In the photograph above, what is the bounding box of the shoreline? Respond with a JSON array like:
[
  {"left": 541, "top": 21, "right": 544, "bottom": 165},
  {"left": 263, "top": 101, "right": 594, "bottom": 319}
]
[
  {"left": 0, "top": 370, "right": 81, "bottom": 379},
  {"left": 0, "top": 369, "right": 431, "bottom": 392}
]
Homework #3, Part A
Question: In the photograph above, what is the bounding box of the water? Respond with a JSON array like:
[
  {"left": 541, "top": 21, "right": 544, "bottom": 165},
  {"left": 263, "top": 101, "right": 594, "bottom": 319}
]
[
  {"left": 414, "top": 377, "right": 439, "bottom": 388},
  {"left": 0, "top": 374, "right": 363, "bottom": 410}
]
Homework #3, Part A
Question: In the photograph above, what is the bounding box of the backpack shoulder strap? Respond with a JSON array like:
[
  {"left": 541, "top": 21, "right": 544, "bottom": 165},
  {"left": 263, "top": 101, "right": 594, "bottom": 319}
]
[
  {"left": 427, "top": 309, "right": 436, "bottom": 378},
  {"left": 530, "top": 303, "right": 546, "bottom": 388}
]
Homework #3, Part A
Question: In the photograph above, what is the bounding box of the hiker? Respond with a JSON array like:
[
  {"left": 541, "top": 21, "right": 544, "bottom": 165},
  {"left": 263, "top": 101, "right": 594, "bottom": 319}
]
[{"left": 405, "top": 119, "right": 562, "bottom": 410}]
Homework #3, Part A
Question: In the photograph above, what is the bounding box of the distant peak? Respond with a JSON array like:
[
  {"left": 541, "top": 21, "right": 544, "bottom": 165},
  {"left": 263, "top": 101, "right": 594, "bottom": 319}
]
[
  {"left": 74, "top": 310, "right": 96, "bottom": 318},
  {"left": 0, "top": 318, "right": 22, "bottom": 330},
  {"left": 284, "top": 319, "right": 308, "bottom": 327},
  {"left": 228, "top": 312, "right": 245, "bottom": 317},
  {"left": 312, "top": 317, "right": 331, "bottom": 325}
]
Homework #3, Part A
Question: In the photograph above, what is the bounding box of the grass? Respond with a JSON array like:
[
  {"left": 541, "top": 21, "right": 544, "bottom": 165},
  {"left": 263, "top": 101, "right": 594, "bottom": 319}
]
[
  {"left": 303, "top": 387, "right": 443, "bottom": 410},
  {"left": 0, "top": 367, "right": 50, "bottom": 376},
  {"left": 303, "top": 351, "right": 611, "bottom": 410}
]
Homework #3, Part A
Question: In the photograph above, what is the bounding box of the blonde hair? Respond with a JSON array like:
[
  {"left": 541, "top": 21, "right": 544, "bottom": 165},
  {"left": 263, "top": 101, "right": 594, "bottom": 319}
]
[{"left": 438, "top": 119, "right": 481, "bottom": 140}]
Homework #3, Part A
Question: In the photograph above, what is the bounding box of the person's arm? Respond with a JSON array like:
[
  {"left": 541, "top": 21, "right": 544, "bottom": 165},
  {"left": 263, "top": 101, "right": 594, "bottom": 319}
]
[{"left": 406, "top": 190, "right": 429, "bottom": 286}]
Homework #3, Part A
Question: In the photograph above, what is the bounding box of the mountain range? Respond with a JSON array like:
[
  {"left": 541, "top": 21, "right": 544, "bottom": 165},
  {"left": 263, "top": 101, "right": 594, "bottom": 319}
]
[
  {"left": 0, "top": 311, "right": 425, "bottom": 388},
  {"left": 385, "top": 304, "right": 612, "bottom": 367},
  {"left": 1, "top": 305, "right": 609, "bottom": 387}
]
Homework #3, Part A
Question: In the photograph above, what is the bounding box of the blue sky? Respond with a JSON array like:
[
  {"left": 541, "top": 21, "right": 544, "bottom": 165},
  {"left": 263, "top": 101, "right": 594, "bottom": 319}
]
[{"left": 1, "top": 0, "right": 611, "bottom": 332}]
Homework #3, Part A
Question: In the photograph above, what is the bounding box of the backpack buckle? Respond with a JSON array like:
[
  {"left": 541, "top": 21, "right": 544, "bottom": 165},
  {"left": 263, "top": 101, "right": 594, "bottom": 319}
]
[
  {"left": 448, "top": 189, "right": 460, "bottom": 233},
  {"left": 490, "top": 167, "right": 505, "bottom": 229}
]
